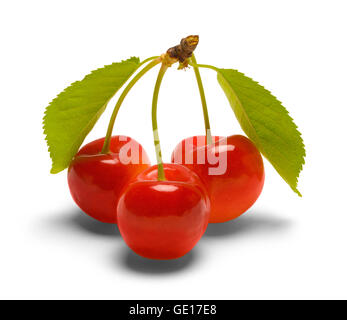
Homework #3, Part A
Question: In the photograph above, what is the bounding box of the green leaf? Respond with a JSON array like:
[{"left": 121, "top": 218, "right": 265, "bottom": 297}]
[
  {"left": 217, "top": 69, "right": 305, "bottom": 196},
  {"left": 43, "top": 57, "right": 141, "bottom": 174}
]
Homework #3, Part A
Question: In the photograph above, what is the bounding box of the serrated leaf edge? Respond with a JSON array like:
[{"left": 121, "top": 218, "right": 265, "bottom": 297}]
[
  {"left": 217, "top": 69, "right": 305, "bottom": 196},
  {"left": 43, "top": 57, "right": 141, "bottom": 173}
]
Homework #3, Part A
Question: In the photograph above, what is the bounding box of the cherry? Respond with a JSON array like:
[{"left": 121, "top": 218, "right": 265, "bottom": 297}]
[
  {"left": 117, "top": 163, "right": 210, "bottom": 259},
  {"left": 171, "top": 135, "right": 265, "bottom": 223},
  {"left": 68, "top": 136, "right": 150, "bottom": 223}
]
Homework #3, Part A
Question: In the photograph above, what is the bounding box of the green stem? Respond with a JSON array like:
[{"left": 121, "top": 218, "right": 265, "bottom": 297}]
[
  {"left": 139, "top": 56, "right": 160, "bottom": 67},
  {"left": 188, "top": 61, "right": 219, "bottom": 73},
  {"left": 101, "top": 57, "right": 161, "bottom": 154},
  {"left": 191, "top": 54, "right": 213, "bottom": 145},
  {"left": 152, "top": 64, "right": 168, "bottom": 181}
]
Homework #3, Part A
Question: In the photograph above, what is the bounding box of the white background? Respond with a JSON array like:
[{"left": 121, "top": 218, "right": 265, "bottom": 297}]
[{"left": 1, "top": 0, "right": 346, "bottom": 300}]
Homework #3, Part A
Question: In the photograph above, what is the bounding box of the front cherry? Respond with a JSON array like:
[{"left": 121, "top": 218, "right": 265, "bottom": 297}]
[
  {"left": 68, "top": 136, "right": 150, "bottom": 223},
  {"left": 172, "top": 135, "right": 265, "bottom": 223},
  {"left": 117, "top": 164, "right": 210, "bottom": 259}
]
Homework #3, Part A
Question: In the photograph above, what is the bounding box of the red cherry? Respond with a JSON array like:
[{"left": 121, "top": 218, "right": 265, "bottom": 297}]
[
  {"left": 171, "top": 135, "right": 265, "bottom": 223},
  {"left": 117, "top": 164, "right": 210, "bottom": 260},
  {"left": 68, "top": 136, "right": 150, "bottom": 223}
]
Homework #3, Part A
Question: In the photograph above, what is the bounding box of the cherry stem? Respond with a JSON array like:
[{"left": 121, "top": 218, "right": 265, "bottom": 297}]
[
  {"left": 188, "top": 61, "right": 219, "bottom": 73},
  {"left": 191, "top": 54, "right": 213, "bottom": 145},
  {"left": 152, "top": 63, "right": 168, "bottom": 181},
  {"left": 101, "top": 57, "right": 161, "bottom": 154}
]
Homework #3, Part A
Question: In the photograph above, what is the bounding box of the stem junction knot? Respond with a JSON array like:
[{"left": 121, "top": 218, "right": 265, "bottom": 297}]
[{"left": 164, "top": 35, "right": 199, "bottom": 69}]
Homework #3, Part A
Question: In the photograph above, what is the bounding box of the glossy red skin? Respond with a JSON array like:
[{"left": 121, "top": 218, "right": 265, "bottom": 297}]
[
  {"left": 171, "top": 135, "right": 265, "bottom": 223},
  {"left": 68, "top": 136, "right": 150, "bottom": 223},
  {"left": 117, "top": 164, "right": 210, "bottom": 260}
]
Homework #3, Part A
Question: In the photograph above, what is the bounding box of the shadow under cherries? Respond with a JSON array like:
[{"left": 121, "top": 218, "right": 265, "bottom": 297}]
[
  {"left": 204, "top": 210, "right": 292, "bottom": 238},
  {"left": 117, "top": 247, "right": 199, "bottom": 275},
  {"left": 48, "top": 207, "right": 121, "bottom": 237},
  {"left": 44, "top": 207, "right": 290, "bottom": 275}
]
